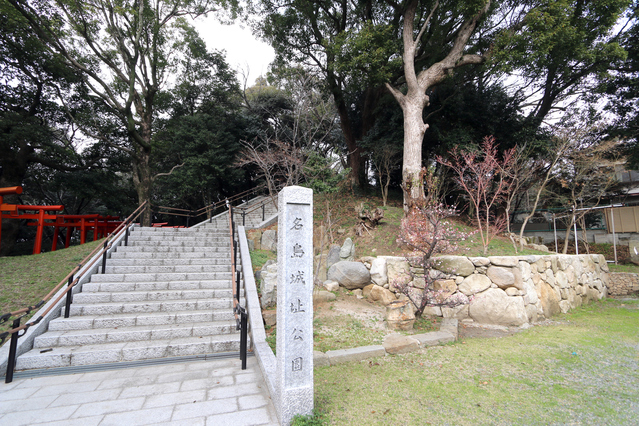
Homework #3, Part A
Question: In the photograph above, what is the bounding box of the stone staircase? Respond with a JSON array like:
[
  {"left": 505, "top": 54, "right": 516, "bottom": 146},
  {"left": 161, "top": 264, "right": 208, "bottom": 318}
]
[
  {"left": 14, "top": 196, "right": 278, "bottom": 372},
  {"left": 198, "top": 195, "right": 278, "bottom": 230}
]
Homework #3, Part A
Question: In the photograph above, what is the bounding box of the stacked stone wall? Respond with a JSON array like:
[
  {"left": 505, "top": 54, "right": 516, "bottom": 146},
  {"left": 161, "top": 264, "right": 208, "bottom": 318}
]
[
  {"left": 353, "top": 254, "right": 609, "bottom": 327},
  {"left": 608, "top": 272, "right": 639, "bottom": 296}
]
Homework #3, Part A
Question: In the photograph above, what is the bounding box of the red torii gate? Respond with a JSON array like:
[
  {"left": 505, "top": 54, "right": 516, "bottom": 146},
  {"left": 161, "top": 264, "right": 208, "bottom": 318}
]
[{"left": 0, "top": 186, "right": 122, "bottom": 254}]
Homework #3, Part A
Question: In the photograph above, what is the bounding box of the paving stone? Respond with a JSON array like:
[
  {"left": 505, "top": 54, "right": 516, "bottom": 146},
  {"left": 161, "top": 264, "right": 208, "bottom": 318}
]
[{"left": 99, "top": 406, "right": 174, "bottom": 426}]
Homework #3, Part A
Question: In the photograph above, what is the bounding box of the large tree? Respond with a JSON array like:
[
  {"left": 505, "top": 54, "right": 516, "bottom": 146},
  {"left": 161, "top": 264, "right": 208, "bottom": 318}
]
[
  {"left": 8, "top": 0, "right": 238, "bottom": 225},
  {"left": 258, "top": 0, "right": 400, "bottom": 190},
  {"left": 0, "top": 0, "right": 105, "bottom": 255}
]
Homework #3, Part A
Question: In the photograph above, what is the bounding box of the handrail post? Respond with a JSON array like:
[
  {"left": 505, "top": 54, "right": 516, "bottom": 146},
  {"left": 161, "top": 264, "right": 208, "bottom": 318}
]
[
  {"left": 124, "top": 221, "right": 130, "bottom": 246},
  {"left": 240, "top": 306, "right": 247, "bottom": 370},
  {"left": 242, "top": 209, "right": 246, "bottom": 226},
  {"left": 64, "top": 274, "right": 74, "bottom": 319},
  {"left": 5, "top": 317, "right": 21, "bottom": 383},
  {"left": 101, "top": 240, "right": 108, "bottom": 274},
  {"left": 262, "top": 203, "right": 265, "bottom": 222}
]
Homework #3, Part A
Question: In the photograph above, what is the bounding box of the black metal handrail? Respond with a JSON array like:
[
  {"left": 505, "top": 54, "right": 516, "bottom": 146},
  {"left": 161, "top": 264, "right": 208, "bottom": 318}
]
[
  {"left": 1, "top": 201, "right": 148, "bottom": 383},
  {"left": 153, "top": 185, "right": 268, "bottom": 227},
  {"left": 228, "top": 205, "right": 248, "bottom": 370},
  {"left": 232, "top": 195, "right": 277, "bottom": 227}
]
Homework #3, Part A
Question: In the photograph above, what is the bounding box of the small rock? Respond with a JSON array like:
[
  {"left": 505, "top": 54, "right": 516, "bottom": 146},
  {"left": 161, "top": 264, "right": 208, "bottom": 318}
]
[
  {"left": 262, "top": 310, "right": 276, "bottom": 327},
  {"left": 383, "top": 333, "right": 420, "bottom": 354},
  {"left": 313, "top": 291, "right": 337, "bottom": 303},
  {"left": 323, "top": 280, "right": 340, "bottom": 292}
]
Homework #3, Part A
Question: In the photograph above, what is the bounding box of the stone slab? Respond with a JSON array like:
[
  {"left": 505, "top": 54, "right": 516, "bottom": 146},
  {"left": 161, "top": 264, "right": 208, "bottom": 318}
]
[
  {"left": 412, "top": 331, "right": 455, "bottom": 347},
  {"left": 382, "top": 333, "right": 420, "bottom": 355},
  {"left": 313, "top": 351, "right": 330, "bottom": 367},
  {"left": 326, "top": 345, "right": 386, "bottom": 365}
]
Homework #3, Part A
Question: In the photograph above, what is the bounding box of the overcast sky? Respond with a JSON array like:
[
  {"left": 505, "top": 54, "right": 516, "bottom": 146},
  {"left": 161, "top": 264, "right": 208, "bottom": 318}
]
[{"left": 192, "top": 18, "right": 275, "bottom": 87}]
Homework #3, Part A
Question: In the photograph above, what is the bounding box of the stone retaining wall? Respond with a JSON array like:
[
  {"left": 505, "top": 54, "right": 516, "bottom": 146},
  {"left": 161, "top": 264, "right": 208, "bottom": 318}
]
[
  {"left": 608, "top": 272, "right": 639, "bottom": 296},
  {"left": 357, "top": 254, "right": 609, "bottom": 327}
]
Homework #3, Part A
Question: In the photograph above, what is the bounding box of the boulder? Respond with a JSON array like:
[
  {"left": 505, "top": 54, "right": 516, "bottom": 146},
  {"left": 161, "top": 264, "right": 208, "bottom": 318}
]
[
  {"left": 326, "top": 245, "right": 341, "bottom": 269},
  {"left": 261, "top": 230, "right": 277, "bottom": 251},
  {"left": 538, "top": 281, "right": 561, "bottom": 318},
  {"left": 314, "top": 291, "right": 337, "bottom": 303},
  {"left": 442, "top": 304, "right": 469, "bottom": 320},
  {"left": 260, "top": 263, "right": 278, "bottom": 309},
  {"left": 339, "top": 237, "right": 356, "bottom": 261},
  {"left": 486, "top": 266, "right": 515, "bottom": 288},
  {"left": 383, "top": 333, "right": 420, "bottom": 354},
  {"left": 370, "top": 285, "right": 397, "bottom": 305},
  {"left": 327, "top": 261, "right": 371, "bottom": 290},
  {"left": 432, "top": 256, "right": 475, "bottom": 277},
  {"left": 386, "top": 300, "right": 415, "bottom": 330},
  {"left": 370, "top": 257, "right": 388, "bottom": 286},
  {"left": 262, "top": 310, "right": 276, "bottom": 327},
  {"left": 247, "top": 229, "right": 262, "bottom": 250},
  {"left": 433, "top": 279, "right": 457, "bottom": 295},
  {"left": 468, "top": 288, "right": 528, "bottom": 326},
  {"left": 323, "top": 280, "right": 339, "bottom": 292},
  {"left": 488, "top": 256, "right": 519, "bottom": 267},
  {"left": 314, "top": 254, "right": 328, "bottom": 282},
  {"left": 363, "top": 284, "right": 375, "bottom": 298},
  {"left": 384, "top": 257, "right": 412, "bottom": 290},
  {"left": 458, "top": 274, "right": 491, "bottom": 296},
  {"left": 471, "top": 257, "right": 491, "bottom": 267}
]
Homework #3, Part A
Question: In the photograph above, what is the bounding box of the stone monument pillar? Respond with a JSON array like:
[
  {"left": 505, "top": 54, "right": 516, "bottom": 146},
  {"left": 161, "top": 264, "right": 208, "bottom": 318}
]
[{"left": 276, "top": 186, "right": 314, "bottom": 425}]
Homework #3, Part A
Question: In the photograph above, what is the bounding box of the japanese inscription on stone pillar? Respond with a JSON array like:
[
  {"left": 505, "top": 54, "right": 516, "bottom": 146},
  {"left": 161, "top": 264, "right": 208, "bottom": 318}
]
[{"left": 276, "top": 186, "right": 313, "bottom": 424}]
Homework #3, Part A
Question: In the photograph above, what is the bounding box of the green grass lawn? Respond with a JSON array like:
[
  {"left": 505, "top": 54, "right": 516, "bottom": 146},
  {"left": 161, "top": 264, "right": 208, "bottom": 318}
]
[
  {"left": 0, "top": 240, "right": 102, "bottom": 337},
  {"left": 313, "top": 298, "right": 639, "bottom": 425}
]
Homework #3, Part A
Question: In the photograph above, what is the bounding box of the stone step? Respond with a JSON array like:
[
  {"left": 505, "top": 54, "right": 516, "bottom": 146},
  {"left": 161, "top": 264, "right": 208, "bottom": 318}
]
[
  {"left": 48, "top": 310, "right": 236, "bottom": 331},
  {"left": 73, "top": 288, "right": 236, "bottom": 304},
  {"left": 103, "top": 264, "right": 231, "bottom": 274},
  {"left": 90, "top": 272, "right": 234, "bottom": 283},
  {"left": 110, "top": 251, "right": 230, "bottom": 259},
  {"left": 34, "top": 320, "right": 237, "bottom": 348},
  {"left": 107, "top": 258, "right": 231, "bottom": 266},
  {"left": 131, "top": 228, "right": 227, "bottom": 235},
  {"left": 16, "top": 334, "right": 241, "bottom": 370},
  {"left": 129, "top": 235, "right": 229, "bottom": 242},
  {"left": 128, "top": 240, "right": 229, "bottom": 247},
  {"left": 81, "top": 280, "right": 233, "bottom": 293},
  {"left": 62, "top": 298, "right": 233, "bottom": 316},
  {"left": 119, "top": 244, "right": 230, "bottom": 251}
]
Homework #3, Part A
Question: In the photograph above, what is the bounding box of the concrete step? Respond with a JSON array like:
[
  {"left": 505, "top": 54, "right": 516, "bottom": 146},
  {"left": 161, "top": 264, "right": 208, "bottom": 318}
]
[
  {"left": 16, "top": 334, "right": 241, "bottom": 370},
  {"left": 34, "top": 320, "right": 237, "bottom": 348},
  {"left": 106, "top": 258, "right": 231, "bottom": 266},
  {"left": 62, "top": 298, "right": 233, "bottom": 316},
  {"left": 81, "top": 280, "right": 233, "bottom": 293},
  {"left": 48, "top": 310, "right": 237, "bottom": 331},
  {"left": 73, "top": 288, "right": 236, "bottom": 304},
  {"left": 103, "top": 264, "right": 231, "bottom": 274},
  {"left": 90, "top": 272, "right": 234, "bottom": 283}
]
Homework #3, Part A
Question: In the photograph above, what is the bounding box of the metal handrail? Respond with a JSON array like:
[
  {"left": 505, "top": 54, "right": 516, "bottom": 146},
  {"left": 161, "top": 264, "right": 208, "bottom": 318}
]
[
  {"left": 227, "top": 205, "right": 248, "bottom": 370},
  {"left": 1, "top": 201, "right": 148, "bottom": 382}
]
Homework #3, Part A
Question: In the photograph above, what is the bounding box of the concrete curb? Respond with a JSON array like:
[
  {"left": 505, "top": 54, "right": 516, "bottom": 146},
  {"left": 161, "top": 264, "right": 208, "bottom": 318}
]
[{"left": 314, "top": 318, "right": 459, "bottom": 366}]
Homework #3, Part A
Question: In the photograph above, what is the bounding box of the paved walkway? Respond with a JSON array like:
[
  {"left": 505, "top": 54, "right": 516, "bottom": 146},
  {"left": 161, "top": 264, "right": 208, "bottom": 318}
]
[{"left": 0, "top": 357, "right": 278, "bottom": 426}]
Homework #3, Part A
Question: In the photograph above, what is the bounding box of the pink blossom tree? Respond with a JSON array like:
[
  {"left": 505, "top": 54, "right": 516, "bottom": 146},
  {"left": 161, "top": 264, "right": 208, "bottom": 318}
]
[
  {"left": 396, "top": 168, "right": 475, "bottom": 317},
  {"left": 437, "top": 136, "right": 516, "bottom": 255}
]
